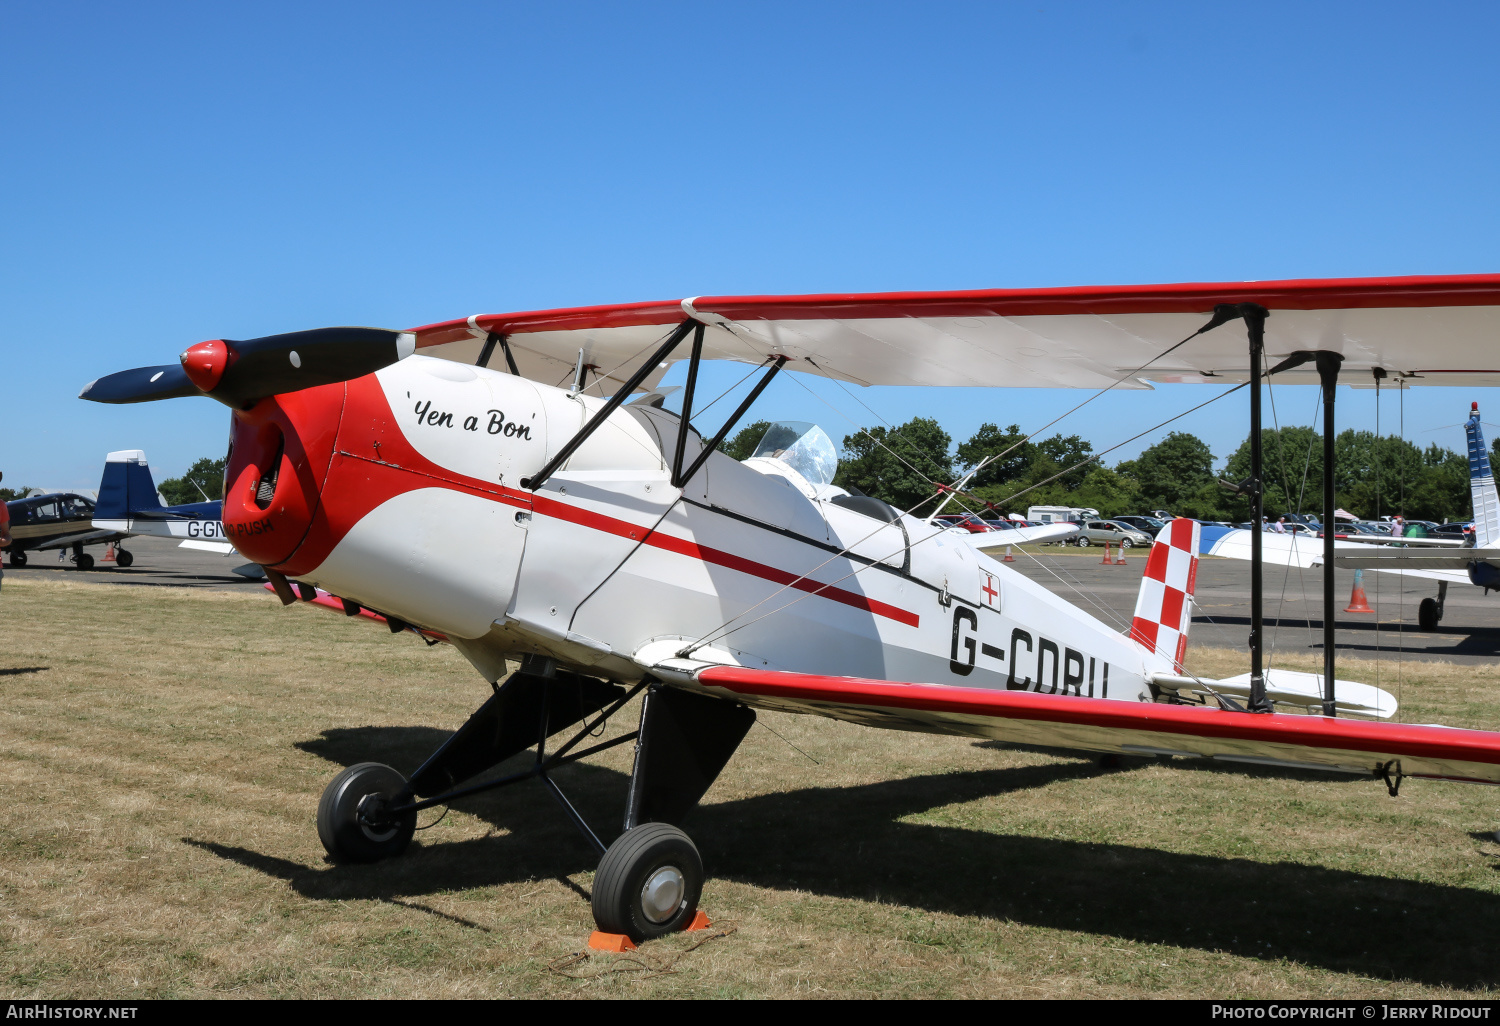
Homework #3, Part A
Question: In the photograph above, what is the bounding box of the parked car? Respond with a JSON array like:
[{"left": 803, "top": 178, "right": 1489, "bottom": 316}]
[
  {"left": 1062, "top": 519, "right": 1152, "bottom": 548},
  {"left": 932, "top": 513, "right": 992, "bottom": 533},
  {"left": 1113, "top": 515, "right": 1166, "bottom": 536}
]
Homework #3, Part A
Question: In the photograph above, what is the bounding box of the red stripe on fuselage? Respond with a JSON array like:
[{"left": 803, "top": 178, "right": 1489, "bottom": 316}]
[{"left": 276, "top": 374, "right": 919, "bottom": 627}]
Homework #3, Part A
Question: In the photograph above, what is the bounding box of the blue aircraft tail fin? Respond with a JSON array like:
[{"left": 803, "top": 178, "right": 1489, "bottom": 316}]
[
  {"left": 1465, "top": 403, "right": 1500, "bottom": 547},
  {"left": 94, "top": 450, "right": 163, "bottom": 520}
]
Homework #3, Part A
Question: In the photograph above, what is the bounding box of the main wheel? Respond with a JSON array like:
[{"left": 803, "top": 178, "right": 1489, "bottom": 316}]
[
  {"left": 9, "top": 550, "right": 25, "bottom": 567},
  {"left": 1419, "top": 597, "right": 1440, "bottom": 631},
  {"left": 115, "top": 549, "right": 134, "bottom": 568},
  {"left": 592, "top": 823, "right": 704, "bottom": 941},
  {"left": 1076, "top": 536, "right": 1090, "bottom": 547},
  {"left": 317, "top": 762, "right": 416, "bottom": 863},
  {"left": 75, "top": 552, "right": 95, "bottom": 570}
]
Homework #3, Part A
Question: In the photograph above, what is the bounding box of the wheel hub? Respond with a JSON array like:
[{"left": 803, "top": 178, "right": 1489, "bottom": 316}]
[
  {"left": 355, "top": 793, "right": 398, "bottom": 842},
  {"left": 640, "top": 866, "right": 685, "bottom": 924}
]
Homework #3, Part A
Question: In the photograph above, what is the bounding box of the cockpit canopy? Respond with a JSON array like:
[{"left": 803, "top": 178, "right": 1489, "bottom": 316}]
[{"left": 750, "top": 421, "right": 838, "bottom": 487}]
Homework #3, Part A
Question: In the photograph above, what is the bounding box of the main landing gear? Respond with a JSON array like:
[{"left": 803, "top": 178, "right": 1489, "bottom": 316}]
[
  {"left": 9, "top": 549, "right": 25, "bottom": 567},
  {"left": 1419, "top": 581, "right": 1449, "bottom": 631},
  {"left": 115, "top": 548, "right": 134, "bottom": 568},
  {"left": 314, "top": 657, "right": 754, "bottom": 942},
  {"left": 72, "top": 544, "right": 94, "bottom": 571}
]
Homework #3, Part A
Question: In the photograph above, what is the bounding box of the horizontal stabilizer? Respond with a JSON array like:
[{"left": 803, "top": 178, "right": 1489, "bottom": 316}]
[
  {"left": 972, "top": 522, "right": 1078, "bottom": 552},
  {"left": 178, "top": 540, "right": 236, "bottom": 555},
  {"left": 1335, "top": 548, "right": 1500, "bottom": 570},
  {"left": 1152, "top": 669, "right": 1397, "bottom": 719}
]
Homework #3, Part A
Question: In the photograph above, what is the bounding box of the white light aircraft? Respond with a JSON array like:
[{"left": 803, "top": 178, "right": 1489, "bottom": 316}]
[
  {"left": 1201, "top": 402, "right": 1499, "bottom": 629},
  {"left": 90, "top": 450, "right": 236, "bottom": 557},
  {"left": 81, "top": 276, "right": 1500, "bottom": 942}
]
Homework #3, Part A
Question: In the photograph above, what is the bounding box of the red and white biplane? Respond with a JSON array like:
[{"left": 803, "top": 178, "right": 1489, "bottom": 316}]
[{"left": 82, "top": 274, "right": 1500, "bottom": 941}]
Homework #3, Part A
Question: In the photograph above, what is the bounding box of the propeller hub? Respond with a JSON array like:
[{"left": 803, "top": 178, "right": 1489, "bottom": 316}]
[{"left": 180, "top": 339, "right": 232, "bottom": 393}]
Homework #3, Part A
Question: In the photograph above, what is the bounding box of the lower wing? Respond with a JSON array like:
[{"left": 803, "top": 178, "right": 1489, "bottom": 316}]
[{"left": 691, "top": 666, "right": 1500, "bottom": 785}]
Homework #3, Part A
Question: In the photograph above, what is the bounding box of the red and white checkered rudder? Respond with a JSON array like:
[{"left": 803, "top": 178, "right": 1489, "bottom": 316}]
[{"left": 1129, "top": 518, "right": 1201, "bottom": 672}]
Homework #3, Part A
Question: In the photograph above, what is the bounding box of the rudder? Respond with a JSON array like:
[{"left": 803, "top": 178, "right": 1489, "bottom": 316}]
[
  {"left": 1465, "top": 403, "right": 1500, "bottom": 547},
  {"left": 1129, "top": 517, "right": 1201, "bottom": 672},
  {"left": 94, "top": 450, "right": 163, "bottom": 520}
]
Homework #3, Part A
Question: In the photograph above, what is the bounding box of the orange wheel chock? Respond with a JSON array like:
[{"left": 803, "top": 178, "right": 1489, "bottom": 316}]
[
  {"left": 587, "top": 931, "right": 637, "bottom": 953},
  {"left": 684, "top": 909, "right": 713, "bottom": 932}
]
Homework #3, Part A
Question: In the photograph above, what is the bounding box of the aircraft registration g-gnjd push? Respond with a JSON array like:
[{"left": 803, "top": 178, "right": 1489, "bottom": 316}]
[{"left": 82, "top": 275, "right": 1500, "bottom": 942}]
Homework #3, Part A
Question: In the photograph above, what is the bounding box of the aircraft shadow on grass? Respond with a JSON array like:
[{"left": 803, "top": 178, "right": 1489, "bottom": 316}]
[{"left": 182, "top": 725, "right": 1500, "bottom": 989}]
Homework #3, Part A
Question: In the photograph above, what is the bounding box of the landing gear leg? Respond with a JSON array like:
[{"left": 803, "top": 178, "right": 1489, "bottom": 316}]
[
  {"left": 1419, "top": 581, "right": 1448, "bottom": 631},
  {"left": 591, "top": 686, "right": 754, "bottom": 941}
]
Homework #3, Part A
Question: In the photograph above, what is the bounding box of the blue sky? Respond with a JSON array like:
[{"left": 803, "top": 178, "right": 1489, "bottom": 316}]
[{"left": 4, "top": 2, "right": 1499, "bottom": 490}]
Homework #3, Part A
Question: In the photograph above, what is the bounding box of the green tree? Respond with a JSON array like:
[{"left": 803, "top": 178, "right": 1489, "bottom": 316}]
[
  {"left": 159, "top": 457, "right": 226, "bottom": 506},
  {"left": 834, "top": 418, "right": 953, "bottom": 511},
  {"left": 717, "top": 420, "right": 771, "bottom": 461},
  {"left": 0, "top": 487, "right": 30, "bottom": 503},
  {"left": 1221, "top": 427, "right": 1326, "bottom": 519},
  {"left": 1120, "top": 431, "right": 1218, "bottom": 515},
  {"left": 1069, "top": 465, "right": 1141, "bottom": 518},
  {"left": 954, "top": 423, "right": 1031, "bottom": 489}
]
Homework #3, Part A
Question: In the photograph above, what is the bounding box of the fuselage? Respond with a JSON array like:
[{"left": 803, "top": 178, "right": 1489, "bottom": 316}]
[{"left": 221, "top": 356, "right": 1163, "bottom": 705}]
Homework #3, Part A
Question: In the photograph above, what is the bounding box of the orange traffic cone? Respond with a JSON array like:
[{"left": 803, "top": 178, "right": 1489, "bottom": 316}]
[
  {"left": 103, "top": 544, "right": 116, "bottom": 563},
  {"left": 1002, "top": 545, "right": 1015, "bottom": 562},
  {"left": 1114, "top": 546, "right": 1128, "bottom": 565},
  {"left": 1100, "top": 543, "right": 1114, "bottom": 565},
  {"left": 1344, "top": 568, "right": 1375, "bottom": 614}
]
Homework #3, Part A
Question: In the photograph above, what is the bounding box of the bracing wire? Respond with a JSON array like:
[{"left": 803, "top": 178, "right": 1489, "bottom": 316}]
[{"left": 678, "top": 382, "right": 1252, "bottom": 655}]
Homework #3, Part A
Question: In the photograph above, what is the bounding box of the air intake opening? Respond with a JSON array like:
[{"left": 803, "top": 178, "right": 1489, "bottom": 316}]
[{"left": 253, "top": 431, "right": 284, "bottom": 510}]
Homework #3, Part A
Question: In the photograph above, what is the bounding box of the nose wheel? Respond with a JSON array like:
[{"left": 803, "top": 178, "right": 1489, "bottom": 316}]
[{"left": 591, "top": 822, "right": 704, "bottom": 941}]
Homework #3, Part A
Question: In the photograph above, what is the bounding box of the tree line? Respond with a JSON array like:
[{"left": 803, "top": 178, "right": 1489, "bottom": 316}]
[{"left": 720, "top": 418, "right": 1478, "bottom": 524}]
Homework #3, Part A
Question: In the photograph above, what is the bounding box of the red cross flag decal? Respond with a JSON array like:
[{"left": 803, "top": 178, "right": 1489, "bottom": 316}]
[{"left": 980, "top": 570, "right": 999, "bottom": 606}]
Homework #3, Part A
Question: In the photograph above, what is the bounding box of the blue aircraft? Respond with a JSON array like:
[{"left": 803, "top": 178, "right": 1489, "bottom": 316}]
[{"left": 6, "top": 450, "right": 227, "bottom": 570}]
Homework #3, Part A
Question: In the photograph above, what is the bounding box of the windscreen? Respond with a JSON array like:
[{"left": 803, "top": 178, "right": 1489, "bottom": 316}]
[{"left": 751, "top": 421, "right": 839, "bottom": 487}]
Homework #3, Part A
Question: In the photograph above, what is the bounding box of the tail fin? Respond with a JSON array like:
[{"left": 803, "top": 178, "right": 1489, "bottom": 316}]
[
  {"left": 1129, "top": 517, "right": 1201, "bottom": 672},
  {"left": 94, "top": 450, "right": 163, "bottom": 520},
  {"left": 1466, "top": 403, "right": 1500, "bottom": 547}
]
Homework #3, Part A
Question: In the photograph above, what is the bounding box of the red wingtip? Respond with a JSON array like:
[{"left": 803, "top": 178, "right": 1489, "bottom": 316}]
[{"left": 181, "top": 339, "right": 230, "bottom": 392}]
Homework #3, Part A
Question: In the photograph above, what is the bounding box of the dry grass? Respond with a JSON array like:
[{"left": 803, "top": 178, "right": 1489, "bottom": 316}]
[{"left": 2, "top": 578, "right": 1499, "bottom": 999}]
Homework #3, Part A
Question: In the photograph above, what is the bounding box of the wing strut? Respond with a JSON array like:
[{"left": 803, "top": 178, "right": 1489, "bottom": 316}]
[
  {"left": 477, "top": 332, "right": 521, "bottom": 375},
  {"left": 1266, "top": 349, "right": 1346, "bottom": 716},
  {"left": 522, "top": 319, "right": 697, "bottom": 491},
  {"left": 673, "top": 349, "right": 789, "bottom": 488}
]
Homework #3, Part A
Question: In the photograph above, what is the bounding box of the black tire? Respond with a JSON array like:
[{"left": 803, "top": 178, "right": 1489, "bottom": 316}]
[
  {"left": 592, "top": 823, "right": 703, "bottom": 941},
  {"left": 9, "top": 550, "right": 25, "bottom": 567},
  {"left": 1076, "top": 536, "right": 1090, "bottom": 547},
  {"left": 316, "top": 762, "right": 416, "bottom": 863},
  {"left": 1120, "top": 538, "right": 1133, "bottom": 549},
  {"left": 75, "top": 552, "right": 95, "bottom": 571},
  {"left": 115, "top": 549, "right": 133, "bottom": 568},
  {"left": 1418, "top": 597, "right": 1440, "bottom": 631}
]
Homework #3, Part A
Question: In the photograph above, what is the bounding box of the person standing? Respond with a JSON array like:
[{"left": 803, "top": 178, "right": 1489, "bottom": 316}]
[
  {"left": 1390, "top": 515, "right": 1404, "bottom": 538},
  {"left": 1273, "top": 516, "right": 1288, "bottom": 534}
]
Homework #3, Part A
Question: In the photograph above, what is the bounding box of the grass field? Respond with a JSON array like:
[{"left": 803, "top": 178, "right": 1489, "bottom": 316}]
[{"left": 2, "top": 577, "right": 1499, "bottom": 999}]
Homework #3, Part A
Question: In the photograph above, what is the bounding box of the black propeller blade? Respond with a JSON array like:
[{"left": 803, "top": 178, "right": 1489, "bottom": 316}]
[
  {"left": 80, "top": 326, "right": 416, "bottom": 408},
  {"left": 79, "top": 363, "right": 200, "bottom": 404}
]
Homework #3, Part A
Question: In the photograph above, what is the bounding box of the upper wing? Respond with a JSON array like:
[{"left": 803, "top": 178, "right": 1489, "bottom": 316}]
[
  {"left": 410, "top": 274, "right": 1500, "bottom": 392},
  {"left": 691, "top": 666, "right": 1500, "bottom": 785}
]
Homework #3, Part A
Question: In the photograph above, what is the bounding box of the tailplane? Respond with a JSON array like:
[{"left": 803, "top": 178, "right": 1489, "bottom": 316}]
[
  {"left": 1466, "top": 403, "right": 1500, "bottom": 547},
  {"left": 94, "top": 450, "right": 163, "bottom": 521},
  {"left": 1129, "top": 517, "right": 1201, "bottom": 672}
]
